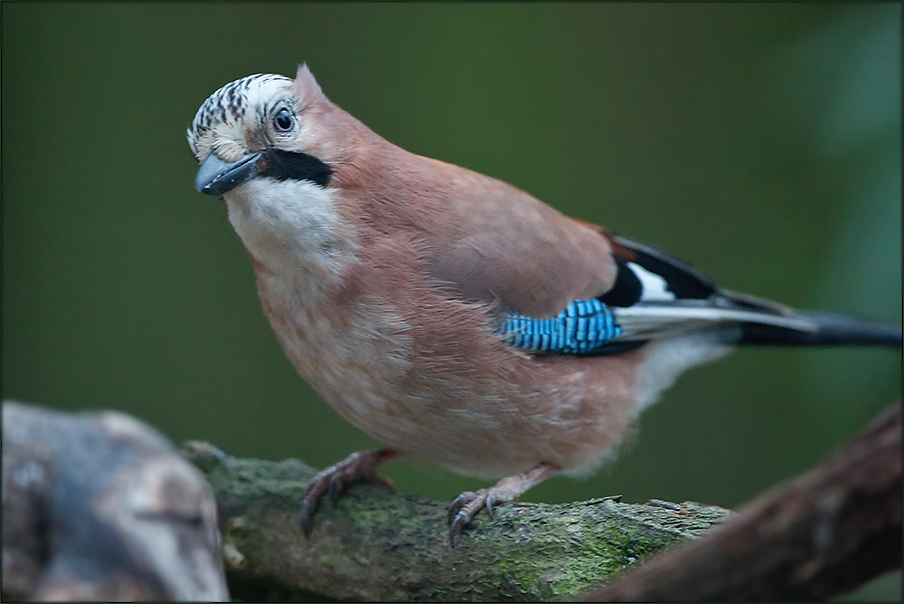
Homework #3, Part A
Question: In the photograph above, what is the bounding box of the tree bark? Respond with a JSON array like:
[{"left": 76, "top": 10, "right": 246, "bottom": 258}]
[
  {"left": 6, "top": 399, "right": 897, "bottom": 602},
  {"left": 2, "top": 401, "right": 228, "bottom": 602},
  {"left": 582, "top": 401, "right": 902, "bottom": 601},
  {"left": 184, "top": 442, "right": 731, "bottom": 602}
]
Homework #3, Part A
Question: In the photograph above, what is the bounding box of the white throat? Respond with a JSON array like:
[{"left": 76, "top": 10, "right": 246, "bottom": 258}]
[{"left": 224, "top": 178, "right": 355, "bottom": 291}]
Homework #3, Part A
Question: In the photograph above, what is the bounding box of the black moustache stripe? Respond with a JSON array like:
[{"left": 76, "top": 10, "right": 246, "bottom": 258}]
[{"left": 258, "top": 149, "right": 333, "bottom": 187}]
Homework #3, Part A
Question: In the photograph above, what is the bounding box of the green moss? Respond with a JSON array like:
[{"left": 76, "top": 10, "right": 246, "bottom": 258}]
[{"left": 189, "top": 452, "right": 730, "bottom": 602}]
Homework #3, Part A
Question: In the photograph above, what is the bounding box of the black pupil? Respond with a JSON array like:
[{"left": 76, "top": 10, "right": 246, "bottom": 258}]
[{"left": 274, "top": 110, "right": 293, "bottom": 131}]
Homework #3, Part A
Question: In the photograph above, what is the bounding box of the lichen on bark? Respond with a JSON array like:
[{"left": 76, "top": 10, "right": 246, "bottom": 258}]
[{"left": 185, "top": 442, "right": 731, "bottom": 602}]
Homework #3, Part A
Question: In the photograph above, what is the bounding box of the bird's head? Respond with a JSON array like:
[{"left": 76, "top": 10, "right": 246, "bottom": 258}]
[
  {"left": 187, "top": 65, "right": 375, "bottom": 286},
  {"left": 188, "top": 64, "right": 336, "bottom": 196}
]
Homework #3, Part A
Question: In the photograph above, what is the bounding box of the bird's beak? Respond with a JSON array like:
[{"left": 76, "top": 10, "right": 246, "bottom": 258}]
[{"left": 195, "top": 152, "right": 262, "bottom": 195}]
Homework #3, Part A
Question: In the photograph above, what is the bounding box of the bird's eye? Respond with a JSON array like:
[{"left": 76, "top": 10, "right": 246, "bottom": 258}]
[{"left": 273, "top": 108, "right": 295, "bottom": 132}]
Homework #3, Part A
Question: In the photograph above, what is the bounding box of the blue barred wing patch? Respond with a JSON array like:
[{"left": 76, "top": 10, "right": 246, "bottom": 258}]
[{"left": 504, "top": 299, "right": 622, "bottom": 353}]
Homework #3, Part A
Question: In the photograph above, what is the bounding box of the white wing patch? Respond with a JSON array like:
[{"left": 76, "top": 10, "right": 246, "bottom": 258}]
[
  {"left": 612, "top": 304, "right": 818, "bottom": 340},
  {"left": 628, "top": 262, "right": 676, "bottom": 302}
]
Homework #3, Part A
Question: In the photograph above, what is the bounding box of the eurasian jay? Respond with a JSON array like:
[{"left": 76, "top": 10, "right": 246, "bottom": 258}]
[{"left": 188, "top": 65, "right": 902, "bottom": 542}]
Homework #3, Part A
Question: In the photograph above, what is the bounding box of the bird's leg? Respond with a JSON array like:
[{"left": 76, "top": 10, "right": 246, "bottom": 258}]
[
  {"left": 447, "top": 462, "right": 559, "bottom": 544},
  {"left": 299, "top": 448, "right": 399, "bottom": 537}
]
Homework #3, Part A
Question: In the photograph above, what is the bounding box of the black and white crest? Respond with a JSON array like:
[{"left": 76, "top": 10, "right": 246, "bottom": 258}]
[
  {"left": 187, "top": 73, "right": 291, "bottom": 158},
  {"left": 191, "top": 74, "right": 288, "bottom": 134}
]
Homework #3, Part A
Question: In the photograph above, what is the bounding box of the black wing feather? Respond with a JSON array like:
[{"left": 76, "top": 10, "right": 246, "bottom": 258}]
[{"left": 603, "top": 235, "right": 716, "bottom": 305}]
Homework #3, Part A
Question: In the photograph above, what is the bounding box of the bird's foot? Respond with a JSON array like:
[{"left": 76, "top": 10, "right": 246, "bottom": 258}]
[
  {"left": 447, "top": 488, "right": 508, "bottom": 544},
  {"left": 299, "top": 448, "right": 398, "bottom": 537},
  {"left": 446, "top": 462, "right": 559, "bottom": 545}
]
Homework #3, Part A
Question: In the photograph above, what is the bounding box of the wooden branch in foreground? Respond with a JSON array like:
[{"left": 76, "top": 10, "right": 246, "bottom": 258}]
[
  {"left": 2, "top": 401, "right": 228, "bottom": 602},
  {"left": 581, "top": 401, "right": 902, "bottom": 602},
  {"left": 184, "top": 442, "right": 731, "bottom": 602},
  {"left": 7, "top": 399, "right": 896, "bottom": 602}
]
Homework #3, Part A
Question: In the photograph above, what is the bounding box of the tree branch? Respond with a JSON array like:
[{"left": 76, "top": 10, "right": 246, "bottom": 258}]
[
  {"left": 581, "top": 401, "right": 902, "bottom": 601},
  {"left": 7, "top": 399, "right": 896, "bottom": 602},
  {"left": 2, "top": 401, "right": 228, "bottom": 601},
  {"left": 184, "top": 442, "right": 731, "bottom": 602}
]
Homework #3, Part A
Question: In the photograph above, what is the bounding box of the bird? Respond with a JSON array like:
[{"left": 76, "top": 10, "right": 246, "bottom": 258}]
[{"left": 187, "top": 64, "right": 902, "bottom": 543}]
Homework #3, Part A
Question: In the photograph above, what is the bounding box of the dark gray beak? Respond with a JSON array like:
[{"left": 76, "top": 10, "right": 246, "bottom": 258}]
[{"left": 195, "top": 152, "right": 262, "bottom": 195}]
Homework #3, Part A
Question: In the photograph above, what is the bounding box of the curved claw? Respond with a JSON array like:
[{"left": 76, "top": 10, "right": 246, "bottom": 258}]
[
  {"left": 447, "top": 491, "right": 476, "bottom": 525},
  {"left": 446, "top": 489, "right": 490, "bottom": 545},
  {"left": 448, "top": 510, "right": 471, "bottom": 544},
  {"left": 297, "top": 448, "right": 398, "bottom": 538},
  {"left": 445, "top": 463, "right": 560, "bottom": 545},
  {"left": 299, "top": 498, "right": 319, "bottom": 538},
  {"left": 485, "top": 492, "right": 497, "bottom": 519}
]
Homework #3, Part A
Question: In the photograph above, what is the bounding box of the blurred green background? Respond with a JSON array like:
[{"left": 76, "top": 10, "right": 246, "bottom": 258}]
[{"left": 3, "top": 3, "right": 901, "bottom": 598}]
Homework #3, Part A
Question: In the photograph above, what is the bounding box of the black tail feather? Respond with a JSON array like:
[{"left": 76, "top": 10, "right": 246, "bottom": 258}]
[{"left": 739, "top": 310, "right": 902, "bottom": 348}]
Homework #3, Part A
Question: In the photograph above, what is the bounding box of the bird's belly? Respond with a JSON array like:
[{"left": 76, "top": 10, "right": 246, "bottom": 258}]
[{"left": 257, "top": 278, "right": 643, "bottom": 479}]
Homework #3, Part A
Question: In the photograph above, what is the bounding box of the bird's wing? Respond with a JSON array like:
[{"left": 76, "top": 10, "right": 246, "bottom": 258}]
[
  {"left": 409, "top": 159, "right": 896, "bottom": 354},
  {"left": 422, "top": 166, "right": 619, "bottom": 319},
  {"left": 414, "top": 159, "right": 803, "bottom": 343},
  {"left": 600, "top": 234, "right": 815, "bottom": 338},
  {"left": 496, "top": 231, "right": 819, "bottom": 355}
]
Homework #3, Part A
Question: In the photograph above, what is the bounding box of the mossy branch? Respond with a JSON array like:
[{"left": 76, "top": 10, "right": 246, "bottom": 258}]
[
  {"left": 5, "top": 400, "right": 896, "bottom": 601},
  {"left": 583, "top": 401, "right": 902, "bottom": 602},
  {"left": 185, "top": 443, "right": 730, "bottom": 602}
]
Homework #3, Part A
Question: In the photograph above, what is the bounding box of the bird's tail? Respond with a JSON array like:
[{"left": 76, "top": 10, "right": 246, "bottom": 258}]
[
  {"left": 737, "top": 309, "right": 903, "bottom": 348},
  {"left": 595, "top": 234, "right": 901, "bottom": 351},
  {"left": 712, "top": 289, "right": 902, "bottom": 348}
]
